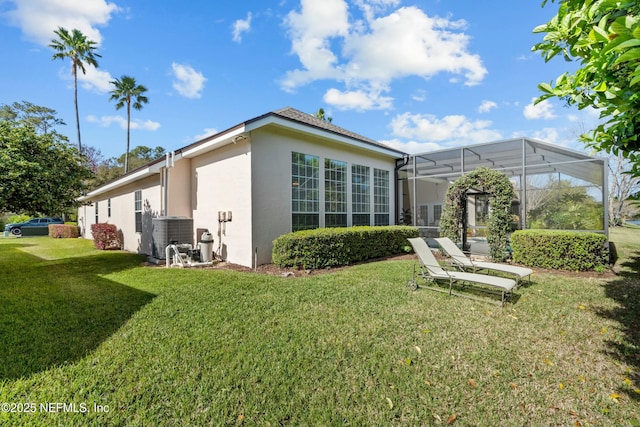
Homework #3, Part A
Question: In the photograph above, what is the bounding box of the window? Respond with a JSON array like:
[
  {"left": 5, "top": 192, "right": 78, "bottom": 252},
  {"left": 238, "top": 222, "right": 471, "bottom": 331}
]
[
  {"left": 291, "top": 152, "right": 319, "bottom": 231},
  {"left": 352, "top": 164, "right": 370, "bottom": 226},
  {"left": 433, "top": 204, "right": 442, "bottom": 225},
  {"left": 374, "top": 169, "right": 390, "bottom": 226},
  {"left": 107, "top": 198, "right": 111, "bottom": 218},
  {"left": 134, "top": 191, "right": 142, "bottom": 233},
  {"left": 325, "top": 159, "right": 347, "bottom": 227},
  {"left": 95, "top": 202, "right": 99, "bottom": 224}
]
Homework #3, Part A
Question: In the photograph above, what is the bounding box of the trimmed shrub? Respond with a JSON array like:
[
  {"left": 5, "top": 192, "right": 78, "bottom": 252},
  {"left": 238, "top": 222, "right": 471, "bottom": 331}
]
[
  {"left": 511, "top": 230, "right": 609, "bottom": 271},
  {"left": 48, "top": 224, "right": 79, "bottom": 238},
  {"left": 90, "top": 223, "right": 120, "bottom": 250},
  {"left": 272, "top": 226, "right": 419, "bottom": 269}
]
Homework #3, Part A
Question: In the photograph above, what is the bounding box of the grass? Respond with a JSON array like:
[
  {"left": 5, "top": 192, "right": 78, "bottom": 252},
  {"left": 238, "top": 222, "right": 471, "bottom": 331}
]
[{"left": 0, "top": 230, "right": 639, "bottom": 426}]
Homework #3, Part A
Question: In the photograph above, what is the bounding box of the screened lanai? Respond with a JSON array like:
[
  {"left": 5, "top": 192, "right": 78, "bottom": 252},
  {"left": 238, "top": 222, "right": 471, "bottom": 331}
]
[{"left": 397, "top": 137, "right": 608, "bottom": 241}]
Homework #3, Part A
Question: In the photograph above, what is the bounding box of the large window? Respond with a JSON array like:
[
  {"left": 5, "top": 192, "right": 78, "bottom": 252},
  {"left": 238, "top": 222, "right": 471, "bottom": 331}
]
[
  {"left": 134, "top": 190, "right": 142, "bottom": 233},
  {"left": 352, "top": 164, "right": 370, "bottom": 226},
  {"left": 325, "top": 159, "right": 347, "bottom": 227},
  {"left": 374, "top": 169, "right": 390, "bottom": 225},
  {"left": 292, "top": 152, "right": 319, "bottom": 231}
]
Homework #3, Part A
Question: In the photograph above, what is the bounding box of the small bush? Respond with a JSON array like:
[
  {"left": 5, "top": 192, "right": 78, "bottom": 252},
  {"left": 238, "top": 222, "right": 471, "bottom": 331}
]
[
  {"left": 48, "top": 224, "right": 80, "bottom": 238},
  {"left": 272, "top": 226, "right": 419, "bottom": 269},
  {"left": 7, "top": 214, "right": 31, "bottom": 225},
  {"left": 511, "top": 230, "right": 608, "bottom": 271},
  {"left": 90, "top": 223, "right": 120, "bottom": 250}
]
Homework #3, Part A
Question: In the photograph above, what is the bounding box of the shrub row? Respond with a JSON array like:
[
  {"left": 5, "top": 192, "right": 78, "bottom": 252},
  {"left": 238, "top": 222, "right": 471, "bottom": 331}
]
[
  {"left": 90, "top": 223, "right": 121, "bottom": 250},
  {"left": 48, "top": 224, "right": 79, "bottom": 238},
  {"left": 272, "top": 226, "right": 419, "bottom": 269},
  {"left": 510, "top": 230, "right": 609, "bottom": 271}
]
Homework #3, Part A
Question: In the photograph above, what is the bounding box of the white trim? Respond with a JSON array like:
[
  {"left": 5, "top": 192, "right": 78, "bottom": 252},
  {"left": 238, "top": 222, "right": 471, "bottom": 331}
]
[{"left": 181, "top": 127, "right": 247, "bottom": 158}]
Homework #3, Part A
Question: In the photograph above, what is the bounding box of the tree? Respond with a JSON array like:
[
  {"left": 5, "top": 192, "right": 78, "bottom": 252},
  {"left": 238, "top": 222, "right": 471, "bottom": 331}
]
[
  {"left": 532, "top": 1, "right": 640, "bottom": 175},
  {"left": 0, "top": 122, "right": 94, "bottom": 215},
  {"left": 526, "top": 176, "right": 602, "bottom": 230},
  {"left": 50, "top": 27, "right": 101, "bottom": 153},
  {"left": 109, "top": 75, "right": 149, "bottom": 173},
  {"left": 0, "top": 101, "right": 66, "bottom": 136},
  {"left": 88, "top": 145, "right": 166, "bottom": 188},
  {"left": 608, "top": 152, "right": 640, "bottom": 225},
  {"left": 313, "top": 108, "right": 332, "bottom": 123}
]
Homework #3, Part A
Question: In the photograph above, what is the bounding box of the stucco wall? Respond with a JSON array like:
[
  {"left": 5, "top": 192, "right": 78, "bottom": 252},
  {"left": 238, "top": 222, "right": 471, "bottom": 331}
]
[
  {"left": 79, "top": 174, "right": 162, "bottom": 254},
  {"left": 249, "top": 126, "right": 398, "bottom": 265},
  {"left": 190, "top": 139, "right": 254, "bottom": 267},
  {"left": 167, "top": 157, "right": 192, "bottom": 218}
]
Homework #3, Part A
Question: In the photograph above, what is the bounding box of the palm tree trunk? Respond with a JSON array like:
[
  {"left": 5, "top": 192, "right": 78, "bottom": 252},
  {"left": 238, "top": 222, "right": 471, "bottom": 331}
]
[
  {"left": 125, "top": 101, "right": 131, "bottom": 173},
  {"left": 73, "top": 63, "right": 82, "bottom": 153}
]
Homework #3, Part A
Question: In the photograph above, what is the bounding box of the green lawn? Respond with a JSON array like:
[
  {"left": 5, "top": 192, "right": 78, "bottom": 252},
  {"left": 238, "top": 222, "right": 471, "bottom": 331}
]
[{"left": 0, "top": 230, "right": 638, "bottom": 426}]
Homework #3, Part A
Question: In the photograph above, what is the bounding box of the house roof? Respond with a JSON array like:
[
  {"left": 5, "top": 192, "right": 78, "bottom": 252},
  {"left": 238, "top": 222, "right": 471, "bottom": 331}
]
[{"left": 83, "top": 107, "right": 405, "bottom": 199}]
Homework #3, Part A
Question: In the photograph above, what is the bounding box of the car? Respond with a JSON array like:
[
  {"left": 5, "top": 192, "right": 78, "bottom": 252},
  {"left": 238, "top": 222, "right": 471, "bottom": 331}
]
[{"left": 4, "top": 217, "right": 64, "bottom": 237}]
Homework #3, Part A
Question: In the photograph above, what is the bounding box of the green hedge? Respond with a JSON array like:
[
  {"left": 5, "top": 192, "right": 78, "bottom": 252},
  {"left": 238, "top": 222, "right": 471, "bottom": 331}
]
[
  {"left": 511, "top": 230, "right": 609, "bottom": 271},
  {"left": 272, "top": 226, "right": 419, "bottom": 269}
]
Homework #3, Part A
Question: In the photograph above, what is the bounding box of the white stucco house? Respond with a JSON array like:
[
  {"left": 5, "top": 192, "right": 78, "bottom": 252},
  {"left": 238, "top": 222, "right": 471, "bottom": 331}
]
[{"left": 78, "top": 107, "right": 406, "bottom": 267}]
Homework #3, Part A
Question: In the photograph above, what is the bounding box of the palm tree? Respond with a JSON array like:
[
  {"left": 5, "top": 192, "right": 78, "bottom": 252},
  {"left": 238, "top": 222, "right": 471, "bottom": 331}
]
[
  {"left": 313, "top": 107, "right": 332, "bottom": 123},
  {"left": 109, "top": 75, "right": 149, "bottom": 173},
  {"left": 50, "top": 27, "right": 101, "bottom": 153}
]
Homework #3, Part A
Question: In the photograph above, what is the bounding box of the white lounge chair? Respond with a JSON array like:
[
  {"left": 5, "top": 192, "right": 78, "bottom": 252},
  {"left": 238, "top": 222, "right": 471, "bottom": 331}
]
[
  {"left": 434, "top": 237, "right": 532, "bottom": 286},
  {"left": 407, "top": 237, "right": 516, "bottom": 306}
]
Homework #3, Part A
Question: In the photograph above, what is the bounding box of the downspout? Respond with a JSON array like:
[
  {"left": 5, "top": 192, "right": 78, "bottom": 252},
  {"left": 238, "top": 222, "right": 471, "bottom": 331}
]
[
  {"left": 394, "top": 153, "right": 410, "bottom": 225},
  {"left": 163, "top": 151, "right": 175, "bottom": 216}
]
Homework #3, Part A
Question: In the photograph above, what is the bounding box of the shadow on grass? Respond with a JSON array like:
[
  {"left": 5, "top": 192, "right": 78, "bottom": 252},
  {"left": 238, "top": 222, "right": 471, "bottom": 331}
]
[
  {"left": 0, "top": 242, "right": 155, "bottom": 380},
  {"left": 597, "top": 248, "right": 640, "bottom": 401}
]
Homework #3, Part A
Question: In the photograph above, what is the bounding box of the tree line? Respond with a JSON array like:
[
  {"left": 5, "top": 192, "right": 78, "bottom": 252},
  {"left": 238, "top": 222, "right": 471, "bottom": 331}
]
[{"left": 1, "top": 25, "right": 158, "bottom": 217}]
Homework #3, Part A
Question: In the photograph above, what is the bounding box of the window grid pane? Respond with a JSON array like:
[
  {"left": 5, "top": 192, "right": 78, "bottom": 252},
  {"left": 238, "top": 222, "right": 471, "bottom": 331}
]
[
  {"left": 134, "top": 190, "right": 142, "bottom": 233},
  {"left": 374, "top": 169, "right": 389, "bottom": 226},
  {"left": 325, "top": 159, "right": 347, "bottom": 227},
  {"left": 292, "top": 152, "right": 319, "bottom": 231},
  {"left": 352, "top": 164, "right": 370, "bottom": 226}
]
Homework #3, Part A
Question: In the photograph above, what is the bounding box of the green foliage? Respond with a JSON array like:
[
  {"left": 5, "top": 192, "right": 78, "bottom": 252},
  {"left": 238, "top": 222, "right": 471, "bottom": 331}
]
[
  {"left": 90, "top": 223, "right": 120, "bottom": 250},
  {"left": 0, "top": 122, "right": 94, "bottom": 216},
  {"left": 533, "top": 1, "right": 640, "bottom": 176},
  {"left": 86, "top": 145, "right": 166, "bottom": 188},
  {"left": 48, "top": 224, "right": 79, "bottom": 238},
  {"left": 440, "top": 167, "right": 514, "bottom": 262},
  {"left": 272, "top": 226, "right": 418, "bottom": 269},
  {"left": 511, "top": 230, "right": 608, "bottom": 271},
  {"left": 527, "top": 178, "right": 603, "bottom": 230},
  {"left": 50, "top": 27, "right": 101, "bottom": 152},
  {"left": 6, "top": 214, "right": 32, "bottom": 225},
  {"left": 109, "top": 75, "right": 150, "bottom": 173},
  {"left": 0, "top": 101, "right": 66, "bottom": 137}
]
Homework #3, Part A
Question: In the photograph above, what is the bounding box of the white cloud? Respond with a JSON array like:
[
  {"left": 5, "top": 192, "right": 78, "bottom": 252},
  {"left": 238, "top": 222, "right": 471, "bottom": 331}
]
[
  {"left": 281, "top": 2, "right": 487, "bottom": 110},
  {"left": 79, "top": 65, "right": 113, "bottom": 93},
  {"left": 87, "top": 115, "right": 160, "bottom": 131},
  {"left": 389, "top": 112, "right": 502, "bottom": 145},
  {"left": 4, "top": 0, "right": 120, "bottom": 45},
  {"left": 171, "top": 63, "right": 207, "bottom": 99},
  {"left": 232, "top": 12, "right": 252, "bottom": 42},
  {"left": 523, "top": 97, "right": 557, "bottom": 120},
  {"left": 194, "top": 128, "right": 218, "bottom": 141},
  {"left": 323, "top": 87, "right": 393, "bottom": 111},
  {"left": 381, "top": 138, "right": 443, "bottom": 154},
  {"left": 531, "top": 127, "right": 560, "bottom": 144},
  {"left": 412, "top": 89, "right": 427, "bottom": 102},
  {"left": 478, "top": 100, "right": 497, "bottom": 114}
]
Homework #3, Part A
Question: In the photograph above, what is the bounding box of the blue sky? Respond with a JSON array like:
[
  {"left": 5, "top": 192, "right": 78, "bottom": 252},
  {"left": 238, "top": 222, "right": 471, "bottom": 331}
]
[{"left": 0, "top": 0, "right": 600, "bottom": 159}]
